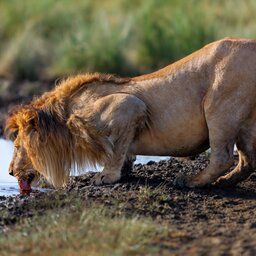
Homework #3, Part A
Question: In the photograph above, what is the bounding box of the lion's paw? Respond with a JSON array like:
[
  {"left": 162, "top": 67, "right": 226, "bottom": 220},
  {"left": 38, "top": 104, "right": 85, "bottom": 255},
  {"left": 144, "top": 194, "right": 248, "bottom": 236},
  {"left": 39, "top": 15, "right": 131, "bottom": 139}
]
[
  {"left": 93, "top": 172, "right": 121, "bottom": 186},
  {"left": 173, "top": 174, "right": 190, "bottom": 188},
  {"left": 174, "top": 173, "right": 215, "bottom": 188},
  {"left": 173, "top": 174, "right": 202, "bottom": 188}
]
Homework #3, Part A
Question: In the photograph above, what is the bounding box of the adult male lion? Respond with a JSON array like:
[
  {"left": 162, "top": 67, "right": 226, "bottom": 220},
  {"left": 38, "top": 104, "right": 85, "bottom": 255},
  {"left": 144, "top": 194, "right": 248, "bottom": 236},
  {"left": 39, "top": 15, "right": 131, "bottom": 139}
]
[{"left": 5, "top": 38, "right": 256, "bottom": 193}]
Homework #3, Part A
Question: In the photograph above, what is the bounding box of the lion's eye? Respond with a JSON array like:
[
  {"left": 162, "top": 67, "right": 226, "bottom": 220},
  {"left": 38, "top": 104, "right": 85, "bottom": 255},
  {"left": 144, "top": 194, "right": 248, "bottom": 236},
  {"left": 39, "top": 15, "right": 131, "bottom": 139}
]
[
  {"left": 10, "top": 131, "right": 18, "bottom": 141},
  {"left": 14, "top": 145, "right": 20, "bottom": 150}
]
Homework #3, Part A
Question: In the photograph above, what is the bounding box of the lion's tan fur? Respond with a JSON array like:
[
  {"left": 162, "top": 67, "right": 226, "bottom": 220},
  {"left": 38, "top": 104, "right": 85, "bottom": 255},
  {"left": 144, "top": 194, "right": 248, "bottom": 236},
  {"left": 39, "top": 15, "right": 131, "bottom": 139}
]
[{"left": 6, "top": 38, "right": 256, "bottom": 188}]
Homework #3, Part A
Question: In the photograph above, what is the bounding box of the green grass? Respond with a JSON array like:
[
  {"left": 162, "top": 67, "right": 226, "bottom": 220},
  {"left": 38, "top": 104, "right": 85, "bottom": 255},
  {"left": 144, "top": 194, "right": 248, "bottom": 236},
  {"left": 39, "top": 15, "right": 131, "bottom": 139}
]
[
  {"left": 1, "top": 0, "right": 256, "bottom": 81},
  {"left": 0, "top": 185, "right": 188, "bottom": 255},
  {"left": 0, "top": 198, "right": 170, "bottom": 256}
]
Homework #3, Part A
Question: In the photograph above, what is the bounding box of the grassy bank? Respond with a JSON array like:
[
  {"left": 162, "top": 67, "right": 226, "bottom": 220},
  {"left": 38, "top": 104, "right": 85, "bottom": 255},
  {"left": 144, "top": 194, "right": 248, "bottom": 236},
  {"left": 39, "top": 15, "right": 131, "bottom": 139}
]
[
  {"left": 0, "top": 199, "right": 168, "bottom": 256},
  {"left": 1, "top": 0, "right": 256, "bottom": 81},
  {"left": 0, "top": 182, "right": 178, "bottom": 256}
]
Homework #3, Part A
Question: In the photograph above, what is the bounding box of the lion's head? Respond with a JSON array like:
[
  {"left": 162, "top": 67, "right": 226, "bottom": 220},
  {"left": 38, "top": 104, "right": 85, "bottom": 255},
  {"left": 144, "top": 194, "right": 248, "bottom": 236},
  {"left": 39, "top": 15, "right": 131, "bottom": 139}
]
[
  {"left": 5, "top": 101, "right": 113, "bottom": 193},
  {"left": 8, "top": 140, "right": 40, "bottom": 195},
  {"left": 5, "top": 105, "right": 75, "bottom": 190},
  {"left": 5, "top": 107, "right": 41, "bottom": 194}
]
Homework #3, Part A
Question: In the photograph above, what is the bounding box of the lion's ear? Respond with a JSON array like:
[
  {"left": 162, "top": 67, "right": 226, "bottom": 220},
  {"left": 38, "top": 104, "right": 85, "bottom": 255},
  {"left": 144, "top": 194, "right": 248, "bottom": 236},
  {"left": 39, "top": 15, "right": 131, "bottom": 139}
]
[
  {"left": 26, "top": 113, "right": 38, "bottom": 133},
  {"left": 17, "top": 109, "right": 44, "bottom": 142},
  {"left": 28, "top": 110, "right": 55, "bottom": 141},
  {"left": 25, "top": 110, "right": 45, "bottom": 140}
]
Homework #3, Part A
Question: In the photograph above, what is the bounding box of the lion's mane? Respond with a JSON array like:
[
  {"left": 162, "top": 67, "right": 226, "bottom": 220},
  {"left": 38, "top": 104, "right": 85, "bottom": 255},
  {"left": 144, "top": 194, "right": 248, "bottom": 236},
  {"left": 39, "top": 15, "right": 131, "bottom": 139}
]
[{"left": 5, "top": 73, "right": 130, "bottom": 187}]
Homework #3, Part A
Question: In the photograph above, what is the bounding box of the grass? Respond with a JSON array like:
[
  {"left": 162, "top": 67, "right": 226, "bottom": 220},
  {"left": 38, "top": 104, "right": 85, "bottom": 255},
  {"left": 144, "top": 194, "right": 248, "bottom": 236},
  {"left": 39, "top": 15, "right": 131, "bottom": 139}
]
[
  {"left": 0, "top": 194, "right": 171, "bottom": 256},
  {"left": 1, "top": 0, "right": 256, "bottom": 81},
  {"left": 0, "top": 183, "right": 189, "bottom": 255}
]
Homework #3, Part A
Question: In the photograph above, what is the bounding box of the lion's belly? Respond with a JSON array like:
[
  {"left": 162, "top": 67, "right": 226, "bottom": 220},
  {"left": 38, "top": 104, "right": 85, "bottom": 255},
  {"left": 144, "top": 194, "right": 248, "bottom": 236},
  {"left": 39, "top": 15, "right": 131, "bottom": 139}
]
[
  {"left": 129, "top": 71, "right": 211, "bottom": 157},
  {"left": 130, "top": 137, "right": 209, "bottom": 157},
  {"left": 129, "top": 112, "right": 209, "bottom": 157}
]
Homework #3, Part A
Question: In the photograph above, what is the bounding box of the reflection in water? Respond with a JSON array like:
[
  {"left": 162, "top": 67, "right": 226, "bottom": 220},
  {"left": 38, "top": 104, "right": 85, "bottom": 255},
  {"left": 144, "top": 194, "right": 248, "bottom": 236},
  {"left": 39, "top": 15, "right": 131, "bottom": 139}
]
[
  {"left": 135, "top": 155, "right": 169, "bottom": 165},
  {"left": 0, "top": 139, "right": 17, "bottom": 196},
  {"left": 0, "top": 182, "right": 20, "bottom": 196},
  {"left": 0, "top": 139, "right": 169, "bottom": 196},
  {"left": 0, "top": 139, "right": 15, "bottom": 183}
]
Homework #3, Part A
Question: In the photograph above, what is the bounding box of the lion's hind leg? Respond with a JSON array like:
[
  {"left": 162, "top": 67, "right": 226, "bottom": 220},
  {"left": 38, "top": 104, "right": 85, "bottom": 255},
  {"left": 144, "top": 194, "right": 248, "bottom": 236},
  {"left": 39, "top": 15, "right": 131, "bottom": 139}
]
[
  {"left": 93, "top": 94, "right": 146, "bottom": 185},
  {"left": 175, "top": 139, "right": 235, "bottom": 188},
  {"left": 175, "top": 90, "right": 250, "bottom": 187},
  {"left": 215, "top": 124, "right": 256, "bottom": 187},
  {"left": 175, "top": 70, "right": 256, "bottom": 188},
  {"left": 175, "top": 112, "right": 237, "bottom": 187}
]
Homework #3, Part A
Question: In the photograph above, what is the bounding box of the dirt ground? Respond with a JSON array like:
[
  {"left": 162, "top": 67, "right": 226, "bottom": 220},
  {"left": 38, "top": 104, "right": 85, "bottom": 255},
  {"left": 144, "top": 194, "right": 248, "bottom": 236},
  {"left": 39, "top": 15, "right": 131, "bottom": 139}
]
[{"left": 1, "top": 155, "right": 256, "bottom": 255}]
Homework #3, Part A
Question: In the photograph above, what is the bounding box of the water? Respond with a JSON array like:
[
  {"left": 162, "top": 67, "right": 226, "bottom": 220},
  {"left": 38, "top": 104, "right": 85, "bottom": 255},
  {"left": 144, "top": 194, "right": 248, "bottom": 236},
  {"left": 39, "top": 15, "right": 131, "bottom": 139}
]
[
  {"left": 0, "top": 139, "right": 18, "bottom": 196},
  {"left": 0, "top": 139, "right": 169, "bottom": 196}
]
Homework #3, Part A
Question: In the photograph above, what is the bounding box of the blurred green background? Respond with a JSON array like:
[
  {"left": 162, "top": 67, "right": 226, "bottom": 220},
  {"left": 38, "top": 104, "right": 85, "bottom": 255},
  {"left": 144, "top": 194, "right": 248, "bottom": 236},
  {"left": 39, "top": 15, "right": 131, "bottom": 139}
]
[{"left": 1, "top": 0, "right": 256, "bottom": 81}]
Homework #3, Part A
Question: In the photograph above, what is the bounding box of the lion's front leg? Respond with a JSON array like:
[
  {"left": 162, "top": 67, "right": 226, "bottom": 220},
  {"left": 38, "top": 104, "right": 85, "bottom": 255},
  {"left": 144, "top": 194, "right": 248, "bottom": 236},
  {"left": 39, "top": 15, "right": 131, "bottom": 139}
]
[
  {"left": 92, "top": 93, "right": 146, "bottom": 186},
  {"left": 93, "top": 151, "right": 127, "bottom": 185},
  {"left": 93, "top": 144, "right": 136, "bottom": 186},
  {"left": 94, "top": 155, "right": 136, "bottom": 185},
  {"left": 121, "top": 155, "right": 136, "bottom": 178}
]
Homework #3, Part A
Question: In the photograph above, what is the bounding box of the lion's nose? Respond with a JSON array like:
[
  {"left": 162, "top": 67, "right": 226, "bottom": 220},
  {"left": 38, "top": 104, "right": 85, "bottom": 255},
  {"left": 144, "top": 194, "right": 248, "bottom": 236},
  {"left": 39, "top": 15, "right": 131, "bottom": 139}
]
[{"left": 9, "top": 169, "right": 14, "bottom": 176}]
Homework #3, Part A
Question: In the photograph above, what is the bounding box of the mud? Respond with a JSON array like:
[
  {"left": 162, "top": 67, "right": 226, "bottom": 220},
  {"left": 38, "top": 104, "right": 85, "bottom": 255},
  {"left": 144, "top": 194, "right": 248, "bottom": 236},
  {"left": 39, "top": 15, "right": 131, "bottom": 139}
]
[{"left": 1, "top": 155, "right": 256, "bottom": 255}]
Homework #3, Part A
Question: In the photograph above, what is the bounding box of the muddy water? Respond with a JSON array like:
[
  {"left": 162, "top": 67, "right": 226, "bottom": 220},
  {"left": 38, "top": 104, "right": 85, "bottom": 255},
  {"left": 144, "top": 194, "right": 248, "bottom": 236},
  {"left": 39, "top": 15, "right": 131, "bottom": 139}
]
[{"left": 0, "top": 139, "right": 169, "bottom": 196}]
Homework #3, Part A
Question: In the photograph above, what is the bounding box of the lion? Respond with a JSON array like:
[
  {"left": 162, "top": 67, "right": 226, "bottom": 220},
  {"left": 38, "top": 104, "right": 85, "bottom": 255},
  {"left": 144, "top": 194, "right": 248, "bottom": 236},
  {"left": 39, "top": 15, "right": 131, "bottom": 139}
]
[{"left": 5, "top": 37, "right": 256, "bottom": 194}]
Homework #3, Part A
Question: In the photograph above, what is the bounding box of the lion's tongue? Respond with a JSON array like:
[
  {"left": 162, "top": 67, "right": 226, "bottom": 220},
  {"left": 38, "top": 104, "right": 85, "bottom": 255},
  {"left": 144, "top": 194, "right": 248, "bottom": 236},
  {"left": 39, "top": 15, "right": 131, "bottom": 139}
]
[{"left": 18, "top": 180, "right": 32, "bottom": 195}]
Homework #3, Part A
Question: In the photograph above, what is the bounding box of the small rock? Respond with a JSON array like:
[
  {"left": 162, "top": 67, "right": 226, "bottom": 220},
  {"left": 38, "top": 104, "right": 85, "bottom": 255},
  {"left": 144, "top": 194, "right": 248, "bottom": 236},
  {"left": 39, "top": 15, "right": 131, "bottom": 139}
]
[
  {"left": 250, "top": 222, "right": 256, "bottom": 229},
  {"left": 147, "top": 161, "right": 156, "bottom": 166}
]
